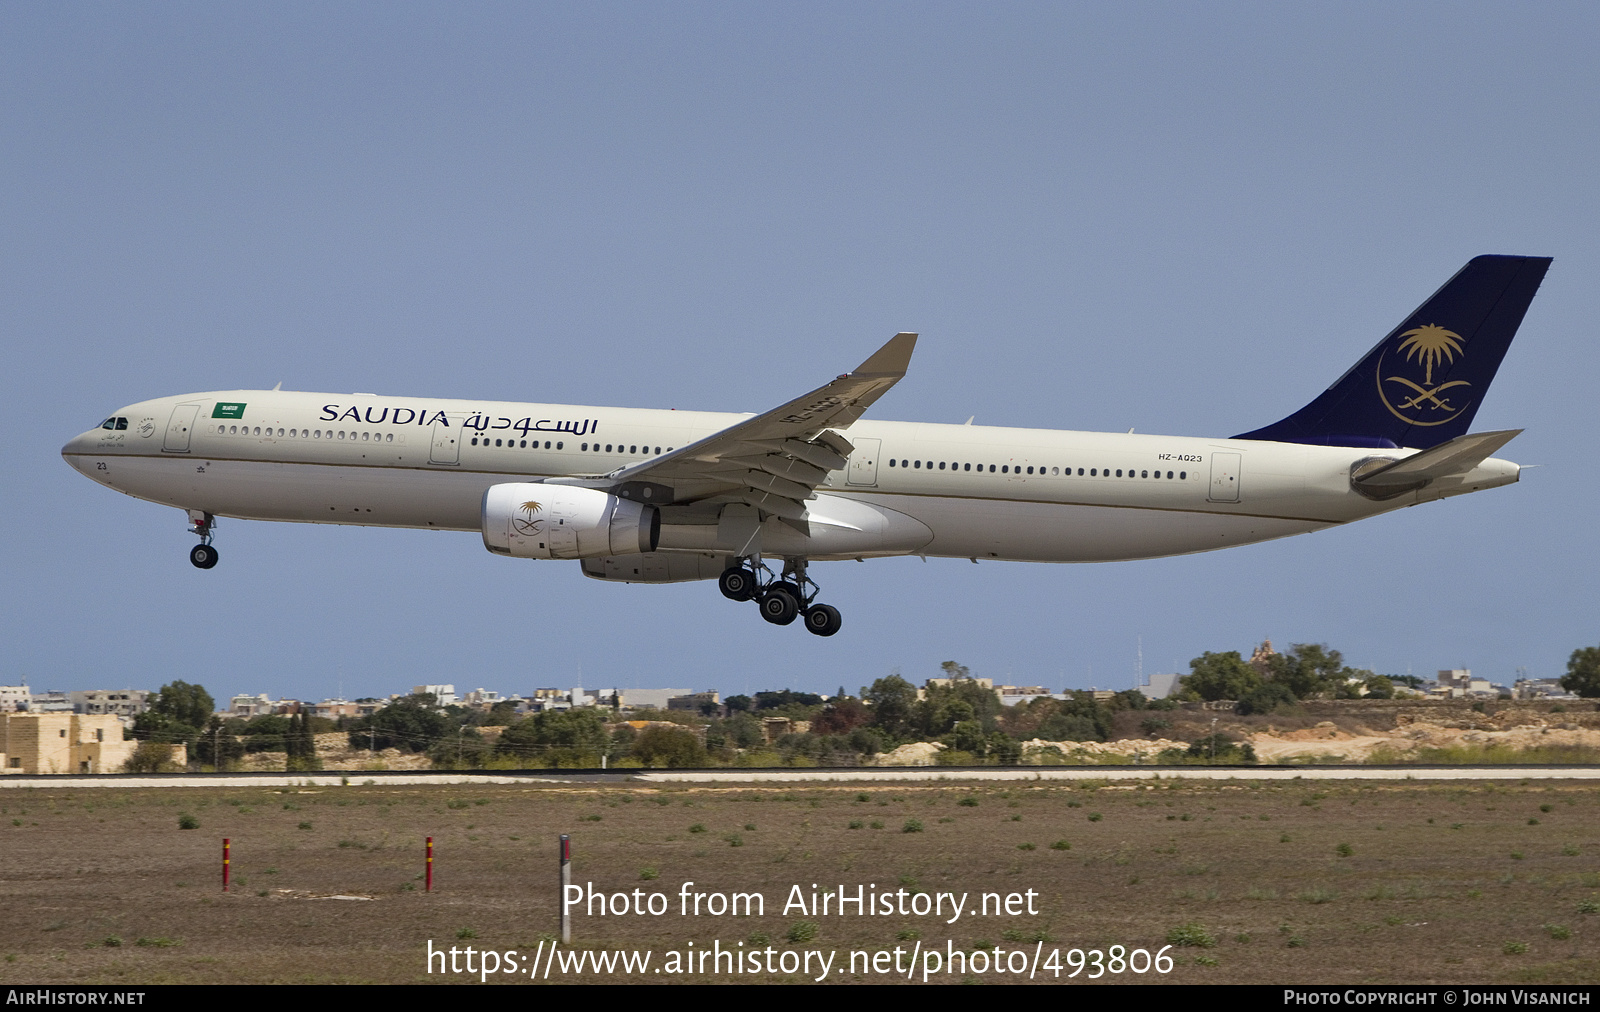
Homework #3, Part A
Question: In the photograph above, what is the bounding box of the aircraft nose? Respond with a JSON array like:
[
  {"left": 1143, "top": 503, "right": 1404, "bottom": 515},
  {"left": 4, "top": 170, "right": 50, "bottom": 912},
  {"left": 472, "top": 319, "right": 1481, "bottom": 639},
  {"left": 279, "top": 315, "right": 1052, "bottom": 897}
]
[{"left": 62, "top": 431, "right": 99, "bottom": 472}]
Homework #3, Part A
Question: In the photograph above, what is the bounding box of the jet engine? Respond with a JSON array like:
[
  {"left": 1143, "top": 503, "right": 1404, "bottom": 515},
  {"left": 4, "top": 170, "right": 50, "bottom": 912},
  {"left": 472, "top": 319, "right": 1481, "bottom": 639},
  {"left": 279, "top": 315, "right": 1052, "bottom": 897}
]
[{"left": 482, "top": 483, "right": 659, "bottom": 560}]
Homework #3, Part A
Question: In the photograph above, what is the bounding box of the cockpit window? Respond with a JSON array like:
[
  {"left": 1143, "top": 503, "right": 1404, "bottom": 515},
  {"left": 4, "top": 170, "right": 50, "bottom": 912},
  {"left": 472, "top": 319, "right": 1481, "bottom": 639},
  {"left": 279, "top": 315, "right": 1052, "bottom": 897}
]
[{"left": 100, "top": 417, "right": 128, "bottom": 430}]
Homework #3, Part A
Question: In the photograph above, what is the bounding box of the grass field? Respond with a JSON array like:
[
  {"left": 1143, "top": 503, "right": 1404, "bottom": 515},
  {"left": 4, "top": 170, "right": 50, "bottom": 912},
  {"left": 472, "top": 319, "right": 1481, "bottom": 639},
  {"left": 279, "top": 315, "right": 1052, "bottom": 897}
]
[{"left": 1, "top": 779, "right": 1596, "bottom": 984}]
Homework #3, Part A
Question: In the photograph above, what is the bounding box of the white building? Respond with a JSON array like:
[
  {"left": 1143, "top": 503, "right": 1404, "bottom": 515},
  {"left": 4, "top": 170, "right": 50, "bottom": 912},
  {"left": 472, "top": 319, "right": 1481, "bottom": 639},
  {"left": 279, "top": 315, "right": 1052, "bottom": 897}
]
[{"left": 70, "top": 690, "right": 149, "bottom": 717}]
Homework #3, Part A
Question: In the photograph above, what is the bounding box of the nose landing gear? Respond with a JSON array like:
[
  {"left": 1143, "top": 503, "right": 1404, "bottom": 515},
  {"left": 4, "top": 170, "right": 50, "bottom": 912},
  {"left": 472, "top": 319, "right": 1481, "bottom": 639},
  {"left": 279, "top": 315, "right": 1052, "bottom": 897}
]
[
  {"left": 721, "top": 557, "right": 842, "bottom": 636},
  {"left": 187, "top": 510, "right": 218, "bottom": 569}
]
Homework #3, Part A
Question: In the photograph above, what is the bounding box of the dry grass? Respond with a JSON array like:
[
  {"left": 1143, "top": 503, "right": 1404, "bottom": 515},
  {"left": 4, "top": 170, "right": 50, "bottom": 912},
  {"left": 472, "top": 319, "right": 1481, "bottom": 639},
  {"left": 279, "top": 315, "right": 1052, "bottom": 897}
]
[{"left": 0, "top": 780, "right": 1596, "bottom": 984}]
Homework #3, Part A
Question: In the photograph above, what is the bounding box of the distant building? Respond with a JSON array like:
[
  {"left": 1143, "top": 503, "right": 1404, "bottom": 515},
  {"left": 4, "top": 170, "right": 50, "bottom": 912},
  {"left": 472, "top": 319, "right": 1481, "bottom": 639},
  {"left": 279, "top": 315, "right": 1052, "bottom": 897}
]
[
  {"left": 616, "top": 689, "right": 692, "bottom": 711},
  {"left": 0, "top": 685, "right": 30, "bottom": 712},
  {"left": 1137, "top": 673, "right": 1184, "bottom": 699},
  {"left": 28, "top": 691, "right": 71, "bottom": 713},
  {"left": 0, "top": 713, "right": 137, "bottom": 774},
  {"left": 920, "top": 676, "right": 994, "bottom": 702},
  {"left": 69, "top": 690, "right": 149, "bottom": 718},
  {"left": 1513, "top": 678, "right": 1578, "bottom": 701},
  {"left": 230, "top": 694, "right": 276, "bottom": 717},
  {"left": 311, "top": 699, "right": 361, "bottom": 719},
  {"left": 992, "top": 685, "right": 1056, "bottom": 707},
  {"left": 1431, "top": 669, "right": 1503, "bottom": 699},
  {"left": 761, "top": 717, "right": 811, "bottom": 743},
  {"left": 1248, "top": 639, "right": 1279, "bottom": 674},
  {"left": 997, "top": 688, "right": 1058, "bottom": 707},
  {"left": 413, "top": 684, "right": 458, "bottom": 706},
  {"left": 667, "top": 692, "right": 720, "bottom": 712},
  {"left": 461, "top": 689, "right": 503, "bottom": 709}
]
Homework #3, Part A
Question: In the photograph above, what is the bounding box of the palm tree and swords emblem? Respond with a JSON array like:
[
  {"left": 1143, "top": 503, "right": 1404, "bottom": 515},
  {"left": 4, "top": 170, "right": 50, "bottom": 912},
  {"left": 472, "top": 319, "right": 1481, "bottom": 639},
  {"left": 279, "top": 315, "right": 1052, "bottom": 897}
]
[
  {"left": 511, "top": 500, "right": 543, "bottom": 536},
  {"left": 1378, "top": 324, "right": 1470, "bottom": 425}
]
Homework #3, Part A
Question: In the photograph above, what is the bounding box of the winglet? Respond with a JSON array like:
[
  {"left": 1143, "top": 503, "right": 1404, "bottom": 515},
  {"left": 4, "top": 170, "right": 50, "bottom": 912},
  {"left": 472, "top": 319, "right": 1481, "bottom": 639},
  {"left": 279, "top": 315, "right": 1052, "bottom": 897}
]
[{"left": 852, "top": 332, "right": 917, "bottom": 378}]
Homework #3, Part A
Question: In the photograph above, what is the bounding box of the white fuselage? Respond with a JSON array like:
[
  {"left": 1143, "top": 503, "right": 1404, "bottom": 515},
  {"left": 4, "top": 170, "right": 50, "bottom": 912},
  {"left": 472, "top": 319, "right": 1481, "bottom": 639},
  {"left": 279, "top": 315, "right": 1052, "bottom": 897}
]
[{"left": 61, "top": 389, "right": 1520, "bottom": 566}]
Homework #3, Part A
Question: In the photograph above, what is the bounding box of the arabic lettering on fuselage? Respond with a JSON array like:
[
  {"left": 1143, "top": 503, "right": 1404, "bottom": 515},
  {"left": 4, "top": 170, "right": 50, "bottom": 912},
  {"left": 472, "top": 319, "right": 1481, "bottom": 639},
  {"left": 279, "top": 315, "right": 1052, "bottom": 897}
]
[{"left": 319, "top": 405, "right": 598, "bottom": 437}]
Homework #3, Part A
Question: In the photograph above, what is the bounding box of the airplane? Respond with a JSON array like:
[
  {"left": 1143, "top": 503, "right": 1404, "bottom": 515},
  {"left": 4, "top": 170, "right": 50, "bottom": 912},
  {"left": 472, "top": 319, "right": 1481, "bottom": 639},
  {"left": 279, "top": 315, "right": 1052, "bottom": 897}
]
[{"left": 62, "top": 255, "right": 1550, "bottom": 638}]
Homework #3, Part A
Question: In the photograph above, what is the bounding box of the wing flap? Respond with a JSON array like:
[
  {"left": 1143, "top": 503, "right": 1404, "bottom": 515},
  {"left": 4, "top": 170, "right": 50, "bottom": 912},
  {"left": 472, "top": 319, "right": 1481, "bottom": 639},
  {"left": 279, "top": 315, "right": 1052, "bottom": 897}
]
[{"left": 597, "top": 333, "right": 916, "bottom": 520}]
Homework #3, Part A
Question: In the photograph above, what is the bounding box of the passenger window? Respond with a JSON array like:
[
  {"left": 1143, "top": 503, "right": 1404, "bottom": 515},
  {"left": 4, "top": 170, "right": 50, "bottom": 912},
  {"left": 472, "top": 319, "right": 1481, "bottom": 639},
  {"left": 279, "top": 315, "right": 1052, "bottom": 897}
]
[
  {"left": 1180, "top": 471, "right": 1187, "bottom": 479},
  {"left": 889, "top": 459, "right": 896, "bottom": 467},
  {"left": 557, "top": 442, "right": 564, "bottom": 450},
  {"left": 630, "top": 445, "right": 637, "bottom": 454},
  {"left": 1001, "top": 466, "right": 1008, "bottom": 473},
  {"left": 1141, "top": 470, "right": 1147, "bottom": 478},
  {"left": 939, "top": 461, "right": 946, "bottom": 470},
  {"left": 1116, "top": 469, "right": 1123, "bottom": 477}
]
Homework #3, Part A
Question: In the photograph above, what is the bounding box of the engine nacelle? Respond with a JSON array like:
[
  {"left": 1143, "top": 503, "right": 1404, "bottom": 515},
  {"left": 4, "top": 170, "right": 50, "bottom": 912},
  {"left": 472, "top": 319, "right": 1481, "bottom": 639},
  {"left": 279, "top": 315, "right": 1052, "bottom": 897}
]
[{"left": 482, "top": 483, "right": 659, "bottom": 560}]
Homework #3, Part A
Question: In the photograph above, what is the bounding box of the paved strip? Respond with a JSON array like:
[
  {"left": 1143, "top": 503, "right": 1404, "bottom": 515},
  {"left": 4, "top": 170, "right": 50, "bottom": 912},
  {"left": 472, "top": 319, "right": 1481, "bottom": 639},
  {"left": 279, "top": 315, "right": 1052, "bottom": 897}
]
[
  {"left": 3, "top": 766, "right": 1598, "bottom": 788},
  {"left": 0, "top": 773, "right": 574, "bottom": 789},
  {"left": 636, "top": 766, "right": 1600, "bottom": 783}
]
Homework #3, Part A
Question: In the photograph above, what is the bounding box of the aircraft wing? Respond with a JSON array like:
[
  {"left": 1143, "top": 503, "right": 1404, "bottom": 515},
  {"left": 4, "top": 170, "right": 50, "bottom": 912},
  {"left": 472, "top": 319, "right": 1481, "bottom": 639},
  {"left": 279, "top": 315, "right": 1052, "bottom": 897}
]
[{"left": 568, "top": 333, "right": 915, "bottom": 521}]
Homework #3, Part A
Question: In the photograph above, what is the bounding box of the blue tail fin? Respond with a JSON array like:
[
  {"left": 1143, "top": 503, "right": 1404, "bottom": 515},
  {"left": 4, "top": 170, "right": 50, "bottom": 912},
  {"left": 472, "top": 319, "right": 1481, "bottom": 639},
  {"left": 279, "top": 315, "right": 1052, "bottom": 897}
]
[{"left": 1234, "top": 255, "right": 1551, "bottom": 449}]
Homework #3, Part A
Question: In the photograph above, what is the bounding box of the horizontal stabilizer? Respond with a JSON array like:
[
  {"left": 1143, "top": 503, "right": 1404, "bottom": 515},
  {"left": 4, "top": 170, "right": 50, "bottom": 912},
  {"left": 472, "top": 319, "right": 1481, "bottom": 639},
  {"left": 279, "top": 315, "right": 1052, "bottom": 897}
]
[{"left": 1350, "top": 429, "right": 1521, "bottom": 498}]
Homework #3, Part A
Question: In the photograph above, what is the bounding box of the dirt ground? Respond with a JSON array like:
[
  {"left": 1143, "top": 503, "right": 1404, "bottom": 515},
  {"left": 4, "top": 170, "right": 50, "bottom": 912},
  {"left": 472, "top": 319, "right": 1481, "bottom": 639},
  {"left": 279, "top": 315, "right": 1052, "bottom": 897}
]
[{"left": 1, "top": 780, "right": 1596, "bottom": 985}]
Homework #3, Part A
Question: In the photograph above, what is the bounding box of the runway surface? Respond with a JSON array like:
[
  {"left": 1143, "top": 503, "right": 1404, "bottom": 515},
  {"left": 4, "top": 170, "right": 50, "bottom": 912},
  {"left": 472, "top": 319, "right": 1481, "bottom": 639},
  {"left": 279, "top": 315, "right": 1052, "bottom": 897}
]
[{"left": 2, "top": 765, "right": 1598, "bottom": 789}]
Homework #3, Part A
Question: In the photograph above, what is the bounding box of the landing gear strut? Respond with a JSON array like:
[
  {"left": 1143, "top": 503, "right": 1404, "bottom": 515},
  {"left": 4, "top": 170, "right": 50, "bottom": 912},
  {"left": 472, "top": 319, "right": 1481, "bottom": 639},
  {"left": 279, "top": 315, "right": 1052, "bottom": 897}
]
[
  {"left": 187, "top": 510, "right": 218, "bottom": 569},
  {"left": 720, "top": 557, "right": 842, "bottom": 636}
]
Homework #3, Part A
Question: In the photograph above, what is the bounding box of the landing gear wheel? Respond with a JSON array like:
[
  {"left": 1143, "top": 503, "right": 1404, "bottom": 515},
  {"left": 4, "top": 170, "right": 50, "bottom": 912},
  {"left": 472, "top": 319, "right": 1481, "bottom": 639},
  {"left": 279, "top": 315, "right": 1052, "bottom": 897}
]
[
  {"left": 758, "top": 587, "right": 800, "bottom": 626},
  {"left": 190, "top": 544, "right": 219, "bottom": 570},
  {"left": 719, "top": 566, "right": 757, "bottom": 602},
  {"left": 803, "top": 604, "right": 842, "bottom": 637},
  {"left": 770, "top": 581, "right": 803, "bottom": 602}
]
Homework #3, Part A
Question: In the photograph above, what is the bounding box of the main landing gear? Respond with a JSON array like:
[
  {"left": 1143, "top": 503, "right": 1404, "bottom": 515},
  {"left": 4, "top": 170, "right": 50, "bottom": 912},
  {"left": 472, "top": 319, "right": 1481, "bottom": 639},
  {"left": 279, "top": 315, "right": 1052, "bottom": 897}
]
[
  {"left": 187, "top": 510, "right": 218, "bottom": 569},
  {"left": 719, "top": 557, "right": 842, "bottom": 637}
]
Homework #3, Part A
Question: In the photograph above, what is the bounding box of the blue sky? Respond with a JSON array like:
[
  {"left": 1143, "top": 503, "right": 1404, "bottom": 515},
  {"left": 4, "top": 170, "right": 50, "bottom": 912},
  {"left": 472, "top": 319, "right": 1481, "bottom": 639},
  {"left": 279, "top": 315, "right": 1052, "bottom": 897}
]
[{"left": 4, "top": 4, "right": 1597, "bottom": 703}]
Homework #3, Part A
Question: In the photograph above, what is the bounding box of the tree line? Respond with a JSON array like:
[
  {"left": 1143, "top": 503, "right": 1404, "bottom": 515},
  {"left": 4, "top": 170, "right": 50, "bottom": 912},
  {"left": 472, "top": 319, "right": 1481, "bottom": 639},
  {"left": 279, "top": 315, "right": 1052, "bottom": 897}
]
[{"left": 117, "top": 642, "right": 1600, "bottom": 771}]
